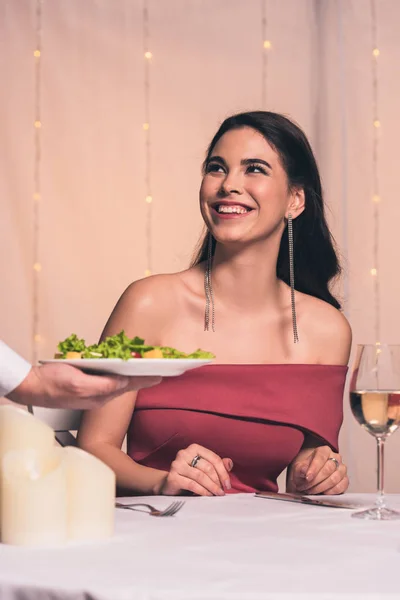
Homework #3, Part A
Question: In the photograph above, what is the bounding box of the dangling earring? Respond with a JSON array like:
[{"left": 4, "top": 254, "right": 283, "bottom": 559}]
[
  {"left": 204, "top": 232, "right": 215, "bottom": 332},
  {"left": 288, "top": 213, "right": 299, "bottom": 343}
]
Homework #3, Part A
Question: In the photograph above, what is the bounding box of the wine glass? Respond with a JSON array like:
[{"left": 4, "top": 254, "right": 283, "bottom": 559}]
[{"left": 350, "top": 344, "right": 400, "bottom": 520}]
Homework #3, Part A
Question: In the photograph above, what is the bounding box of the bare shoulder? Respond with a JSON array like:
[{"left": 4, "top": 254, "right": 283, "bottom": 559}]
[
  {"left": 298, "top": 294, "right": 352, "bottom": 365},
  {"left": 101, "top": 273, "right": 184, "bottom": 342},
  {"left": 120, "top": 273, "right": 180, "bottom": 308}
]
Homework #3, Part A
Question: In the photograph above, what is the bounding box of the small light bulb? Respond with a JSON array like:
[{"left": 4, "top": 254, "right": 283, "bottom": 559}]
[
  {"left": 375, "top": 341, "right": 381, "bottom": 346},
  {"left": 34, "top": 49, "right": 41, "bottom": 58},
  {"left": 143, "top": 122, "right": 150, "bottom": 131},
  {"left": 145, "top": 269, "right": 151, "bottom": 277},
  {"left": 370, "top": 268, "right": 377, "bottom": 276},
  {"left": 34, "top": 120, "right": 42, "bottom": 128},
  {"left": 33, "top": 263, "right": 42, "bottom": 272},
  {"left": 33, "top": 192, "right": 41, "bottom": 201},
  {"left": 34, "top": 334, "right": 41, "bottom": 342},
  {"left": 263, "top": 40, "right": 272, "bottom": 49},
  {"left": 372, "top": 194, "right": 381, "bottom": 203},
  {"left": 145, "top": 195, "right": 153, "bottom": 204},
  {"left": 373, "top": 120, "right": 381, "bottom": 128},
  {"left": 144, "top": 51, "right": 152, "bottom": 59},
  {"left": 372, "top": 48, "right": 380, "bottom": 57}
]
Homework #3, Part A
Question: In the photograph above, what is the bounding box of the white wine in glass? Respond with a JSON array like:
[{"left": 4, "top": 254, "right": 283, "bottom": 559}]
[{"left": 350, "top": 344, "right": 400, "bottom": 520}]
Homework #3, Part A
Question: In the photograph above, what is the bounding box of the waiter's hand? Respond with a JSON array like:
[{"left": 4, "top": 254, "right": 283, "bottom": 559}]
[{"left": 7, "top": 363, "right": 161, "bottom": 409}]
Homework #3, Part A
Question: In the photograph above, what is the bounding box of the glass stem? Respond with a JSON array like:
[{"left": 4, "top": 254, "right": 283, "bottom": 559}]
[{"left": 375, "top": 437, "right": 385, "bottom": 509}]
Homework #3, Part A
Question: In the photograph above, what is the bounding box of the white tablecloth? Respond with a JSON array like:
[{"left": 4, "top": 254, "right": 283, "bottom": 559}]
[{"left": 0, "top": 493, "right": 399, "bottom": 600}]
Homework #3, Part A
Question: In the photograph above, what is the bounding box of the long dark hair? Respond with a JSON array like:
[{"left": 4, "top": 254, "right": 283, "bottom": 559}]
[{"left": 191, "top": 111, "right": 341, "bottom": 309}]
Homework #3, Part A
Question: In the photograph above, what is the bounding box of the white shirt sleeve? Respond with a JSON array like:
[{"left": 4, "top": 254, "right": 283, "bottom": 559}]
[{"left": 0, "top": 341, "right": 32, "bottom": 397}]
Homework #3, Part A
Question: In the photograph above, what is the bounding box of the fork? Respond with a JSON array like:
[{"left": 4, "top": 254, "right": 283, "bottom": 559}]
[{"left": 115, "top": 500, "right": 185, "bottom": 517}]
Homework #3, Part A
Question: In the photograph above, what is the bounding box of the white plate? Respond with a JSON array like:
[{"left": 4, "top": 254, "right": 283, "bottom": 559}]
[{"left": 39, "top": 358, "right": 213, "bottom": 377}]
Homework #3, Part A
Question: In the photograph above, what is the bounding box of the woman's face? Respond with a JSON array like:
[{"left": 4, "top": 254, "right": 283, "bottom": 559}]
[{"left": 200, "top": 127, "right": 303, "bottom": 245}]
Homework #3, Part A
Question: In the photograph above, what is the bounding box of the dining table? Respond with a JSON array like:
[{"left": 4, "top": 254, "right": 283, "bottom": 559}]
[{"left": 0, "top": 493, "right": 399, "bottom": 600}]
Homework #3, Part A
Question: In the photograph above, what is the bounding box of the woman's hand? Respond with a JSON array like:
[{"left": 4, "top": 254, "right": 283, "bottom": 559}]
[
  {"left": 157, "top": 444, "right": 233, "bottom": 496},
  {"left": 287, "top": 445, "right": 349, "bottom": 495}
]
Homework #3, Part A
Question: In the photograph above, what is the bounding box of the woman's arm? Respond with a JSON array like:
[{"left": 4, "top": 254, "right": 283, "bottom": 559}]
[
  {"left": 77, "top": 278, "right": 171, "bottom": 495},
  {"left": 77, "top": 389, "right": 168, "bottom": 495},
  {"left": 286, "top": 301, "right": 352, "bottom": 495},
  {"left": 77, "top": 389, "right": 232, "bottom": 496}
]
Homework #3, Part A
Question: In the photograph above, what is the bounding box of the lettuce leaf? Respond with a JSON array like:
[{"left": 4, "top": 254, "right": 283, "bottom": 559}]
[
  {"left": 158, "top": 346, "right": 215, "bottom": 359},
  {"left": 82, "top": 331, "right": 152, "bottom": 360},
  {"left": 58, "top": 334, "right": 86, "bottom": 356},
  {"left": 185, "top": 349, "right": 215, "bottom": 359}
]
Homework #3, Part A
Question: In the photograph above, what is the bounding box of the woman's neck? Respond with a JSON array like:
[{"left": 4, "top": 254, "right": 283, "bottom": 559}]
[{"left": 211, "top": 236, "right": 284, "bottom": 312}]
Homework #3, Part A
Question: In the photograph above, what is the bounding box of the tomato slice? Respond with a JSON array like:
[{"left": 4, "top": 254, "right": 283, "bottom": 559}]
[{"left": 131, "top": 352, "right": 142, "bottom": 358}]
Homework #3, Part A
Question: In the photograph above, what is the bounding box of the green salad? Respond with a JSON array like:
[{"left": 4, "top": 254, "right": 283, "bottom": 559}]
[{"left": 56, "top": 331, "right": 215, "bottom": 361}]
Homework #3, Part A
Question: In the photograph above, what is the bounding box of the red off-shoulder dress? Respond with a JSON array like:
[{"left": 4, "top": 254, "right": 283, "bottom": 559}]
[{"left": 127, "top": 364, "right": 347, "bottom": 493}]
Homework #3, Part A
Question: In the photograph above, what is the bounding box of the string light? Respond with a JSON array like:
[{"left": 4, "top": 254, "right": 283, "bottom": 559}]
[
  {"left": 261, "top": 0, "right": 270, "bottom": 108},
  {"left": 143, "top": 0, "right": 153, "bottom": 278},
  {"left": 370, "top": 0, "right": 381, "bottom": 343},
  {"left": 32, "top": 0, "right": 43, "bottom": 364}
]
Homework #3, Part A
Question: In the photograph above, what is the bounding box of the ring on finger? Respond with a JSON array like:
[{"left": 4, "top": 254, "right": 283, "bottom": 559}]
[
  {"left": 190, "top": 454, "right": 202, "bottom": 468},
  {"left": 328, "top": 457, "right": 340, "bottom": 470}
]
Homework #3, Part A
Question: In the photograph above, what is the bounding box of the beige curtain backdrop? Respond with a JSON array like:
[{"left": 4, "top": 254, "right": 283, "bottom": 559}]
[{"left": 1, "top": 0, "right": 399, "bottom": 491}]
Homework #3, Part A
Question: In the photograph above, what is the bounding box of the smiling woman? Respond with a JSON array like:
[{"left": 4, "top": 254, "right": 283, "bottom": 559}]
[
  {"left": 195, "top": 112, "right": 341, "bottom": 311},
  {"left": 201, "top": 129, "right": 293, "bottom": 244},
  {"left": 78, "top": 111, "right": 352, "bottom": 499}
]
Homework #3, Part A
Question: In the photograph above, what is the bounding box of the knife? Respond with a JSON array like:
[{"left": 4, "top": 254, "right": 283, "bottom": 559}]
[{"left": 254, "top": 490, "right": 361, "bottom": 509}]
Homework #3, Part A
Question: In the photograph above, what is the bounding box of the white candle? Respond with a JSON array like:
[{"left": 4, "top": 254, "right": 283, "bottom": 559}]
[
  {"left": 0, "top": 405, "right": 55, "bottom": 460},
  {"left": 64, "top": 447, "right": 115, "bottom": 542},
  {"left": 1, "top": 447, "right": 67, "bottom": 546},
  {"left": 0, "top": 407, "right": 115, "bottom": 546},
  {"left": 0, "top": 405, "right": 55, "bottom": 537}
]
